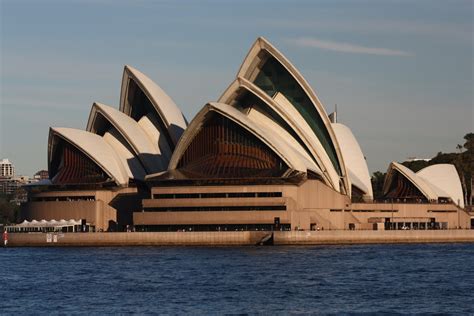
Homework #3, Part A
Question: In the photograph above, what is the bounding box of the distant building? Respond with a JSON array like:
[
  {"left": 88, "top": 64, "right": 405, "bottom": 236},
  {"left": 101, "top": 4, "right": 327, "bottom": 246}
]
[
  {"left": 406, "top": 157, "right": 431, "bottom": 162},
  {"left": 0, "top": 159, "right": 33, "bottom": 204},
  {"left": 0, "top": 177, "right": 22, "bottom": 195},
  {"left": 34, "top": 170, "right": 49, "bottom": 181},
  {"left": 0, "top": 159, "right": 14, "bottom": 178}
]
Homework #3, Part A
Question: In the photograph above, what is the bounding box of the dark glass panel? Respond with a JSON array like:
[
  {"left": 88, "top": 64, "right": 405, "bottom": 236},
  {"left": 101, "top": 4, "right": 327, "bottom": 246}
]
[
  {"left": 235, "top": 90, "right": 315, "bottom": 162},
  {"left": 90, "top": 112, "right": 112, "bottom": 136},
  {"left": 253, "top": 56, "right": 341, "bottom": 175}
]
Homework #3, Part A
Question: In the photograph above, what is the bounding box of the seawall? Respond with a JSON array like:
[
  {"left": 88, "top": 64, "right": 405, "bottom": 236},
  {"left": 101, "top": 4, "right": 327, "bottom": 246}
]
[
  {"left": 6, "top": 231, "right": 269, "bottom": 247},
  {"left": 5, "top": 230, "right": 474, "bottom": 247},
  {"left": 274, "top": 230, "right": 474, "bottom": 245}
]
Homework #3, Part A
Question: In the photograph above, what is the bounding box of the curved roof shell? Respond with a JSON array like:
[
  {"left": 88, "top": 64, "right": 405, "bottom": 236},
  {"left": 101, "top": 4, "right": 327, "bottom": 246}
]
[
  {"left": 235, "top": 37, "right": 350, "bottom": 194},
  {"left": 168, "top": 102, "right": 322, "bottom": 177},
  {"left": 417, "top": 164, "right": 464, "bottom": 208},
  {"left": 383, "top": 162, "right": 438, "bottom": 200},
  {"left": 218, "top": 77, "right": 339, "bottom": 191},
  {"left": 48, "top": 127, "right": 129, "bottom": 186},
  {"left": 119, "top": 65, "right": 187, "bottom": 148},
  {"left": 86, "top": 102, "right": 169, "bottom": 173},
  {"left": 384, "top": 162, "right": 464, "bottom": 208},
  {"left": 246, "top": 106, "right": 316, "bottom": 169},
  {"left": 101, "top": 129, "right": 146, "bottom": 181},
  {"left": 332, "top": 123, "right": 373, "bottom": 199}
]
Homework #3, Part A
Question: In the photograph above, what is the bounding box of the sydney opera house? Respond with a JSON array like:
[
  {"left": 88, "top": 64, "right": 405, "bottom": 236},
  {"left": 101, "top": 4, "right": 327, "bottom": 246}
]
[{"left": 21, "top": 37, "right": 471, "bottom": 232}]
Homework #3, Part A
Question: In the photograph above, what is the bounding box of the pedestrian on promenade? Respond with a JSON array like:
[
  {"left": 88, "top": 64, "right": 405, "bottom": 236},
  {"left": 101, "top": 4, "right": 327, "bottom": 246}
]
[{"left": 3, "top": 229, "right": 8, "bottom": 247}]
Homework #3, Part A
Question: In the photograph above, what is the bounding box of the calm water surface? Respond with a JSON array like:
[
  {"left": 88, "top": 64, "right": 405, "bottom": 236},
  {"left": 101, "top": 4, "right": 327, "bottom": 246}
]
[{"left": 1, "top": 244, "right": 473, "bottom": 314}]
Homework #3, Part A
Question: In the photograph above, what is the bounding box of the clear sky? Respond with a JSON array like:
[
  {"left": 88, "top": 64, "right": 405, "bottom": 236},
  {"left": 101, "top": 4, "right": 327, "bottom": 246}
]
[{"left": 1, "top": 0, "right": 472, "bottom": 176}]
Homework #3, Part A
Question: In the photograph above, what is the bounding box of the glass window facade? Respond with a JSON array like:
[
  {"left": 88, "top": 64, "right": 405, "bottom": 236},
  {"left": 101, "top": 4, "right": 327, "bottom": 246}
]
[
  {"left": 253, "top": 56, "right": 342, "bottom": 175},
  {"left": 177, "top": 113, "right": 289, "bottom": 178},
  {"left": 235, "top": 90, "right": 315, "bottom": 164},
  {"left": 50, "top": 140, "right": 110, "bottom": 185}
]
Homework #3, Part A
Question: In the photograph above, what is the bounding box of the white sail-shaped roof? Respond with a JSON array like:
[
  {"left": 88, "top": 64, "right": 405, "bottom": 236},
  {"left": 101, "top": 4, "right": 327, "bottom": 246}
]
[
  {"left": 137, "top": 113, "right": 173, "bottom": 163},
  {"left": 417, "top": 164, "right": 464, "bottom": 208},
  {"left": 87, "top": 102, "right": 168, "bottom": 173},
  {"left": 384, "top": 162, "right": 465, "bottom": 208},
  {"left": 218, "top": 77, "right": 337, "bottom": 190},
  {"left": 235, "top": 37, "right": 350, "bottom": 194},
  {"left": 119, "top": 65, "right": 187, "bottom": 147},
  {"left": 246, "top": 107, "right": 316, "bottom": 167},
  {"left": 384, "top": 162, "right": 438, "bottom": 200},
  {"left": 48, "top": 127, "right": 129, "bottom": 186},
  {"left": 332, "top": 123, "right": 373, "bottom": 200},
  {"left": 102, "top": 130, "right": 146, "bottom": 180},
  {"left": 168, "top": 102, "right": 322, "bottom": 177}
]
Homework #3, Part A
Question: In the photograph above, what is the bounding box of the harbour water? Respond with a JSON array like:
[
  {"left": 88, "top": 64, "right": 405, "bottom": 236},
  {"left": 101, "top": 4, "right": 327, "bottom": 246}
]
[{"left": 1, "top": 244, "right": 473, "bottom": 314}]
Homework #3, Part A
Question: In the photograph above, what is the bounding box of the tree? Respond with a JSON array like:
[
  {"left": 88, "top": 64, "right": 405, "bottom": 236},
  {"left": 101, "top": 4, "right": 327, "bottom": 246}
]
[
  {"left": 463, "top": 133, "right": 474, "bottom": 152},
  {"left": 454, "top": 143, "right": 468, "bottom": 206},
  {"left": 0, "top": 194, "right": 17, "bottom": 224},
  {"left": 402, "top": 160, "right": 429, "bottom": 172},
  {"left": 462, "top": 133, "right": 473, "bottom": 206},
  {"left": 371, "top": 171, "right": 386, "bottom": 200}
]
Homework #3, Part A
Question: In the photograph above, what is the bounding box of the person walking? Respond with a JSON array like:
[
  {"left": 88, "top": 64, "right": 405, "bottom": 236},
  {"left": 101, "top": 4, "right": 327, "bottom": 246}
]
[{"left": 2, "top": 229, "right": 8, "bottom": 247}]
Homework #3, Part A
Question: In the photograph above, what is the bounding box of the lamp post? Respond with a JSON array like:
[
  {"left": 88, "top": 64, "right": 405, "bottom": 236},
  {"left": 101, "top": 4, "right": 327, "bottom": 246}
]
[{"left": 458, "top": 199, "right": 461, "bottom": 229}]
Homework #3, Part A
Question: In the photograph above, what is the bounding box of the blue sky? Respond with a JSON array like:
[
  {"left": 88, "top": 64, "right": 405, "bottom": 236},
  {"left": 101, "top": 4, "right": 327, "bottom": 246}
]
[{"left": 1, "top": 0, "right": 472, "bottom": 176}]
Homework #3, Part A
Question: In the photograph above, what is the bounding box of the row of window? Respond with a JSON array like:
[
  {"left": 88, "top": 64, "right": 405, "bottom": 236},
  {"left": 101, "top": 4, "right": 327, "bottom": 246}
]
[
  {"left": 385, "top": 221, "right": 448, "bottom": 230},
  {"left": 330, "top": 209, "right": 399, "bottom": 213},
  {"left": 30, "top": 196, "right": 95, "bottom": 202},
  {"left": 352, "top": 209, "right": 399, "bottom": 213},
  {"left": 153, "top": 192, "right": 283, "bottom": 199},
  {"left": 144, "top": 205, "right": 286, "bottom": 212},
  {"left": 134, "top": 224, "right": 291, "bottom": 232}
]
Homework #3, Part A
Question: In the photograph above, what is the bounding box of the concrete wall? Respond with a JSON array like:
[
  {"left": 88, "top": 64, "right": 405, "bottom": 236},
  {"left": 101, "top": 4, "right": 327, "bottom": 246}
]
[
  {"left": 295, "top": 180, "right": 350, "bottom": 210},
  {"left": 141, "top": 184, "right": 296, "bottom": 226},
  {"left": 349, "top": 202, "right": 471, "bottom": 229},
  {"left": 20, "top": 200, "right": 115, "bottom": 231},
  {"left": 274, "top": 230, "right": 474, "bottom": 244},
  {"left": 21, "top": 181, "right": 470, "bottom": 232},
  {"left": 7, "top": 231, "right": 270, "bottom": 246},
  {"left": 20, "top": 187, "right": 140, "bottom": 231},
  {"left": 139, "top": 180, "right": 470, "bottom": 231},
  {"left": 134, "top": 211, "right": 289, "bottom": 226},
  {"left": 150, "top": 184, "right": 290, "bottom": 195},
  {"left": 6, "top": 230, "right": 474, "bottom": 247},
  {"left": 141, "top": 180, "right": 349, "bottom": 229}
]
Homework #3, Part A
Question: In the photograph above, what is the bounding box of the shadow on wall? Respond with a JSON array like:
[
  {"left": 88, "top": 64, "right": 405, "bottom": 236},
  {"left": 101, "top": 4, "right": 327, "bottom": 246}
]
[{"left": 109, "top": 187, "right": 149, "bottom": 231}]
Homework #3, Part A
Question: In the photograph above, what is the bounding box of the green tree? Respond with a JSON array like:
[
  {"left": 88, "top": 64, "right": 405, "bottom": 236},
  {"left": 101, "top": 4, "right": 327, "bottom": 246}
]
[
  {"left": 0, "top": 194, "right": 17, "bottom": 224},
  {"left": 402, "top": 160, "right": 430, "bottom": 172},
  {"left": 371, "top": 171, "right": 386, "bottom": 200},
  {"left": 461, "top": 133, "right": 473, "bottom": 206},
  {"left": 463, "top": 133, "right": 474, "bottom": 152}
]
